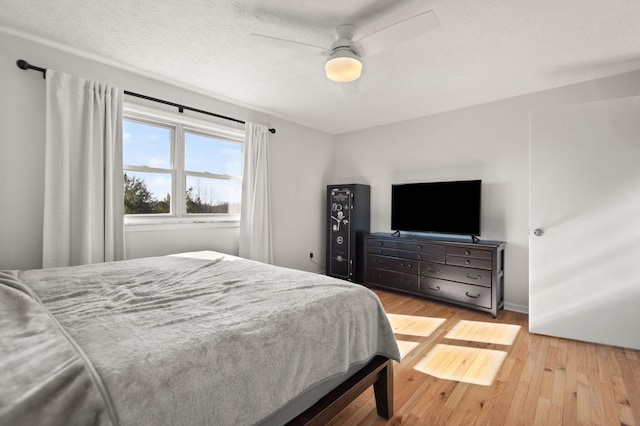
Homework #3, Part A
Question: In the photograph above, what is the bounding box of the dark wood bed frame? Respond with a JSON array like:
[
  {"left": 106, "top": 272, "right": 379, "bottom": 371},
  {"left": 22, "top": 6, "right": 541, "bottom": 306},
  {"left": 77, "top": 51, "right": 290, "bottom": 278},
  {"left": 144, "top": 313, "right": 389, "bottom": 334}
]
[{"left": 286, "top": 356, "right": 394, "bottom": 425}]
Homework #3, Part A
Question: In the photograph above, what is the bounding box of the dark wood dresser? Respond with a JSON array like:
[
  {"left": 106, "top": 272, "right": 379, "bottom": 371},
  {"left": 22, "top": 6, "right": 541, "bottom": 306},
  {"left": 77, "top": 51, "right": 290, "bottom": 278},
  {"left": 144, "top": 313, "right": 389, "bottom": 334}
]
[{"left": 364, "top": 233, "right": 506, "bottom": 317}]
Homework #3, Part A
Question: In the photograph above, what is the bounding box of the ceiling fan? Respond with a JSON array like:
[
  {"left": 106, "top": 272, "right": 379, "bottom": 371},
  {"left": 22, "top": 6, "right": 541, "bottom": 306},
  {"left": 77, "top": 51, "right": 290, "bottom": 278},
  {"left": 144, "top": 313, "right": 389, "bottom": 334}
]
[{"left": 250, "top": 7, "right": 439, "bottom": 92}]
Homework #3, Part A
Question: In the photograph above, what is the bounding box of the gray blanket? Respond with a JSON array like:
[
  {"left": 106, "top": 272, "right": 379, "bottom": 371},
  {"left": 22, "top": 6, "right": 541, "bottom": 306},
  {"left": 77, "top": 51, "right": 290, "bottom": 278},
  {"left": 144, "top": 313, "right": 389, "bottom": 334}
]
[{"left": 0, "top": 251, "right": 400, "bottom": 425}]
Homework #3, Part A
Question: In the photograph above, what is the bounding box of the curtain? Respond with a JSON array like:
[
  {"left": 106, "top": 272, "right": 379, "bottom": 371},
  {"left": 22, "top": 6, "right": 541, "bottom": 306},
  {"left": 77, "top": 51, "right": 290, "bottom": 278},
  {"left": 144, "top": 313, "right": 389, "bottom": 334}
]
[
  {"left": 239, "top": 123, "right": 273, "bottom": 264},
  {"left": 43, "top": 70, "right": 124, "bottom": 268}
]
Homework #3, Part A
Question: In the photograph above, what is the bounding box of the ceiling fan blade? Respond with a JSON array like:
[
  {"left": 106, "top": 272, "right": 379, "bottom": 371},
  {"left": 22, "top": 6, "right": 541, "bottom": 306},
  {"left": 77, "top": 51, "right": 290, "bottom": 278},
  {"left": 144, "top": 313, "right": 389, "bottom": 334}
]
[
  {"left": 250, "top": 33, "right": 327, "bottom": 55},
  {"left": 355, "top": 10, "right": 439, "bottom": 57}
]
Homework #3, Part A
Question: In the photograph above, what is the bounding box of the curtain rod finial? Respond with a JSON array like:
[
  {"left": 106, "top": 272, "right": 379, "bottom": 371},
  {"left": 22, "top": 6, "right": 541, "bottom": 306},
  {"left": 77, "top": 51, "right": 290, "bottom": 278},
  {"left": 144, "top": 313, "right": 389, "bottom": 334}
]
[
  {"left": 16, "top": 59, "right": 30, "bottom": 70},
  {"left": 16, "top": 59, "right": 46, "bottom": 78},
  {"left": 269, "top": 128, "right": 276, "bottom": 134}
]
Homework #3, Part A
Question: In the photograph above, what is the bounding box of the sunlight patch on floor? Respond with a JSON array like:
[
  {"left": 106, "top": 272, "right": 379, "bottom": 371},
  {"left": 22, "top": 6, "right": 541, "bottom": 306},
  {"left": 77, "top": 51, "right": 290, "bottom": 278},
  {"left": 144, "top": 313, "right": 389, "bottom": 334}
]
[
  {"left": 395, "top": 340, "right": 421, "bottom": 359},
  {"left": 414, "top": 344, "right": 507, "bottom": 386},
  {"left": 445, "top": 320, "right": 521, "bottom": 345},
  {"left": 386, "top": 313, "right": 446, "bottom": 337}
]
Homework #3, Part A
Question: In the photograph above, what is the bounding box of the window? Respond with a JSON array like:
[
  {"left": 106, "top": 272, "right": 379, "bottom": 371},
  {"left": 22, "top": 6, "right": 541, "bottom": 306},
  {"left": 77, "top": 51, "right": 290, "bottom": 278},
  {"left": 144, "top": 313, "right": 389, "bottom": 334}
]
[
  {"left": 123, "top": 104, "right": 244, "bottom": 223},
  {"left": 183, "top": 131, "right": 243, "bottom": 214}
]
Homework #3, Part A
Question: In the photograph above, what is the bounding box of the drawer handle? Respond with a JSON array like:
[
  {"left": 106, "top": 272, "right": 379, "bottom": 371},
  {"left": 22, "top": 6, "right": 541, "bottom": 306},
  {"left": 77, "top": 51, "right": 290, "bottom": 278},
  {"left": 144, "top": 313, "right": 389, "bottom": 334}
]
[
  {"left": 378, "top": 241, "right": 383, "bottom": 245},
  {"left": 377, "top": 249, "right": 383, "bottom": 253},
  {"left": 427, "top": 268, "right": 440, "bottom": 273},
  {"left": 465, "top": 292, "right": 481, "bottom": 299},
  {"left": 428, "top": 285, "right": 441, "bottom": 291},
  {"left": 417, "top": 245, "right": 422, "bottom": 250},
  {"left": 465, "top": 250, "right": 471, "bottom": 255},
  {"left": 399, "top": 279, "right": 411, "bottom": 286},
  {"left": 466, "top": 273, "right": 481, "bottom": 280},
  {"left": 465, "top": 259, "right": 470, "bottom": 265},
  {"left": 417, "top": 254, "right": 422, "bottom": 259}
]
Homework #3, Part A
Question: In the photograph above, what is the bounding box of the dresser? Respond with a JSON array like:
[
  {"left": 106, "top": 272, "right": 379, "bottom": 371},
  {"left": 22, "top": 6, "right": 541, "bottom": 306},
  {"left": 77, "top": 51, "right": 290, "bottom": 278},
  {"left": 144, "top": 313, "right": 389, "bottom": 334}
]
[{"left": 364, "top": 233, "right": 505, "bottom": 317}]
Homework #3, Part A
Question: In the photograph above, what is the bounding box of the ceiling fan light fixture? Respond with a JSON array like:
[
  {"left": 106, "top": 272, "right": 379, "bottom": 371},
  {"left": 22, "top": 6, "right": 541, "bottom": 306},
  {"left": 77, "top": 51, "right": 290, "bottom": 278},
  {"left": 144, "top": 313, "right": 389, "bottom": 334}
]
[{"left": 325, "top": 49, "right": 362, "bottom": 83}]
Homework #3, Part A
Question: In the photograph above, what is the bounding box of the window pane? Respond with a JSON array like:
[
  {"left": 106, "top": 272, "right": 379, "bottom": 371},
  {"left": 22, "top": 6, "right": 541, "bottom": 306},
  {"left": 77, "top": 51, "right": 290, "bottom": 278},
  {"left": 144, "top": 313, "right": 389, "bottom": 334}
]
[
  {"left": 124, "top": 171, "right": 172, "bottom": 214},
  {"left": 123, "top": 120, "right": 171, "bottom": 168},
  {"left": 185, "top": 176, "right": 241, "bottom": 214},
  {"left": 184, "top": 132, "right": 242, "bottom": 175}
]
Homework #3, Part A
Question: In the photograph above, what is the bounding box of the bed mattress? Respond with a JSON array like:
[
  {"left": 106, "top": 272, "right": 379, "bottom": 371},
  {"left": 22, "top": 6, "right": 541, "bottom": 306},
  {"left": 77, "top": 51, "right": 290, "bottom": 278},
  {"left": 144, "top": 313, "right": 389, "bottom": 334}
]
[{"left": 0, "top": 251, "right": 400, "bottom": 425}]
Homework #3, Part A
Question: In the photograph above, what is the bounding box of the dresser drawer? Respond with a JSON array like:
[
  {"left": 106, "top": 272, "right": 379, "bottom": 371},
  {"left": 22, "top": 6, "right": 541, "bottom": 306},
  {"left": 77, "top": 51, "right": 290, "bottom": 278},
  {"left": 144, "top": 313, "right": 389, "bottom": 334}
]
[
  {"left": 366, "top": 238, "right": 397, "bottom": 249},
  {"left": 419, "top": 277, "right": 491, "bottom": 309},
  {"left": 447, "top": 255, "right": 492, "bottom": 270},
  {"left": 397, "top": 241, "right": 445, "bottom": 255},
  {"left": 397, "top": 250, "right": 445, "bottom": 263},
  {"left": 368, "top": 255, "right": 418, "bottom": 274},
  {"left": 367, "top": 254, "right": 384, "bottom": 269},
  {"left": 419, "top": 262, "right": 491, "bottom": 288},
  {"left": 367, "top": 268, "right": 419, "bottom": 293},
  {"left": 446, "top": 246, "right": 492, "bottom": 260},
  {"left": 367, "top": 246, "right": 397, "bottom": 257}
]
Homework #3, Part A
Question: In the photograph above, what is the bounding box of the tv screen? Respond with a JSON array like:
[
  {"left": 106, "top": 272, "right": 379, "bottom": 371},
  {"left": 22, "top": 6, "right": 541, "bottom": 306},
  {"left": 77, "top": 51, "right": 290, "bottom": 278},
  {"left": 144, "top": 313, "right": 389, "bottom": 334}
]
[{"left": 391, "top": 180, "right": 481, "bottom": 236}]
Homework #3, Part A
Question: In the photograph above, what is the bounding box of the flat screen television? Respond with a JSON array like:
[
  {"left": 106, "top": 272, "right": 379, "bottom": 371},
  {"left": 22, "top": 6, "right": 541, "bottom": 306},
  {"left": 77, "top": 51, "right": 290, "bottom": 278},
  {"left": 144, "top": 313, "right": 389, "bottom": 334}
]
[{"left": 391, "top": 180, "right": 481, "bottom": 237}]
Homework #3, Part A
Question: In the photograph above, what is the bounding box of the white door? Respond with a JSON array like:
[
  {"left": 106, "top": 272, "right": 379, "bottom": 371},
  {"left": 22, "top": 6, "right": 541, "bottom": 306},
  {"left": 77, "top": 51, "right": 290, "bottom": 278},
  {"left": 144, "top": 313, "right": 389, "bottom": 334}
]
[{"left": 529, "top": 96, "right": 640, "bottom": 350}]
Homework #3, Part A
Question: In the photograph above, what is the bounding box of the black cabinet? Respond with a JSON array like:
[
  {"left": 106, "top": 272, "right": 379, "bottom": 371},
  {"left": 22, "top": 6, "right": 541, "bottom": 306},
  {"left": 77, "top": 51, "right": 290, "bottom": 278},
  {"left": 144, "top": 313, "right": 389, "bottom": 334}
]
[
  {"left": 364, "top": 233, "right": 505, "bottom": 317},
  {"left": 326, "top": 184, "right": 370, "bottom": 282}
]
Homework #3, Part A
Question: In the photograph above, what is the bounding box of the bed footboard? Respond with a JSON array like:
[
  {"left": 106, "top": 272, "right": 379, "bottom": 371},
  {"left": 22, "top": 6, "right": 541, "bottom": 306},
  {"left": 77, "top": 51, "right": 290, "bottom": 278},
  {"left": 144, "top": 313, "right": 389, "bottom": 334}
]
[{"left": 286, "top": 356, "right": 394, "bottom": 425}]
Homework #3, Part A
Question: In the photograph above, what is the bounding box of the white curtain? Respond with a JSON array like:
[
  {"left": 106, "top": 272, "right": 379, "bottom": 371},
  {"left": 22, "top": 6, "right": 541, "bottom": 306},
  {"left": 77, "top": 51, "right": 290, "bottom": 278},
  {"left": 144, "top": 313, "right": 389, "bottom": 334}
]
[
  {"left": 239, "top": 123, "right": 273, "bottom": 264},
  {"left": 43, "top": 70, "right": 124, "bottom": 268}
]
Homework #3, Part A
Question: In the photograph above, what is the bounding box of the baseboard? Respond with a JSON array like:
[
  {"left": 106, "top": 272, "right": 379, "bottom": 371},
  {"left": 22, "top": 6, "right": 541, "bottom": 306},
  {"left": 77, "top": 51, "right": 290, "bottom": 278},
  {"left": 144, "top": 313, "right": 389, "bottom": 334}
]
[{"left": 504, "top": 302, "right": 528, "bottom": 314}]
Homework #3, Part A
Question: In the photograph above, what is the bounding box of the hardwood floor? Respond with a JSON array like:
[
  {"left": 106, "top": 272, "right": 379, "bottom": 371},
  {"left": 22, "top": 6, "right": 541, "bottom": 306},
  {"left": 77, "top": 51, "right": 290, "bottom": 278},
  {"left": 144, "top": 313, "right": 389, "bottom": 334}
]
[{"left": 328, "top": 289, "right": 640, "bottom": 426}]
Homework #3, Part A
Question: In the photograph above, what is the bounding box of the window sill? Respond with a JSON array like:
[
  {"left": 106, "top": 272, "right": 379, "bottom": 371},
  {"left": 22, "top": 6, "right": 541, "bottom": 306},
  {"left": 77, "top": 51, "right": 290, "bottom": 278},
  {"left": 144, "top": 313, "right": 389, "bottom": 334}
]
[{"left": 125, "top": 216, "right": 240, "bottom": 232}]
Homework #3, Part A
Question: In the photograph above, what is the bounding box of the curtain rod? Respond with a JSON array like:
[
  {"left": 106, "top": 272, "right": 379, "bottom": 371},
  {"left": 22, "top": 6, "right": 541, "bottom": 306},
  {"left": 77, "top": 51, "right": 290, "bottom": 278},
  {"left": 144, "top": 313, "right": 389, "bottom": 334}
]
[{"left": 16, "top": 59, "right": 276, "bottom": 134}]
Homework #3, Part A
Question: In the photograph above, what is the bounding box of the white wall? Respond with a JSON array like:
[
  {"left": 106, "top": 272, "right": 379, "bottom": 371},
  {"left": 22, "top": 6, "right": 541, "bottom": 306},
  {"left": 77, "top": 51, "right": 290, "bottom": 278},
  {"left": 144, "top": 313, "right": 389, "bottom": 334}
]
[
  {"left": 0, "top": 31, "right": 334, "bottom": 272},
  {"left": 333, "top": 70, "right": 640, "bottom": 311},
  {"left": 269, "top": 119, "right": 335, "bottom": 272}
]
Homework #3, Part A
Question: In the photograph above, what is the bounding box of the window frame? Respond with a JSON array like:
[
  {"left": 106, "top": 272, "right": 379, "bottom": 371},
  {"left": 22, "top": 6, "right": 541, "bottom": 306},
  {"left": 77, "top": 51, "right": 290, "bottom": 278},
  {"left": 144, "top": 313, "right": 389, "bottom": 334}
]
[{"left": 123, "top": 103, "right": 245, "bottom": 226}]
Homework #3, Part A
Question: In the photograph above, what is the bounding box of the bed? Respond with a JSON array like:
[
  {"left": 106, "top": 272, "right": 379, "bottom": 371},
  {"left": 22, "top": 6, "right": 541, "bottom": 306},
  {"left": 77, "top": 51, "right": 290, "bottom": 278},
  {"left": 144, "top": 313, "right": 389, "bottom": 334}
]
[{"left": 0, "top": 251, "right": 400, "bottom": 425}]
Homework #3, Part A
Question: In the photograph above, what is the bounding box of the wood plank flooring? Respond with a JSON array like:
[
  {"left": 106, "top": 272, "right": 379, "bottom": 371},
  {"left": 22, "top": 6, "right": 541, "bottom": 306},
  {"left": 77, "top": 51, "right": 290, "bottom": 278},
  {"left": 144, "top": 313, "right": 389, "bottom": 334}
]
[{"left": 327, "top": 289, "right": 640, "bottom": 426}]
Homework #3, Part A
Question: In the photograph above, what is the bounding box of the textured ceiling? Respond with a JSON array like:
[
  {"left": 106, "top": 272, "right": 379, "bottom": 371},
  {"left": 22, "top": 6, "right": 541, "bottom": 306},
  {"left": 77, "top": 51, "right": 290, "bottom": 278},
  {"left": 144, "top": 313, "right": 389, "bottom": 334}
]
[{"left": 2, "top": 0, "right": 640, "bottom": 134}]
